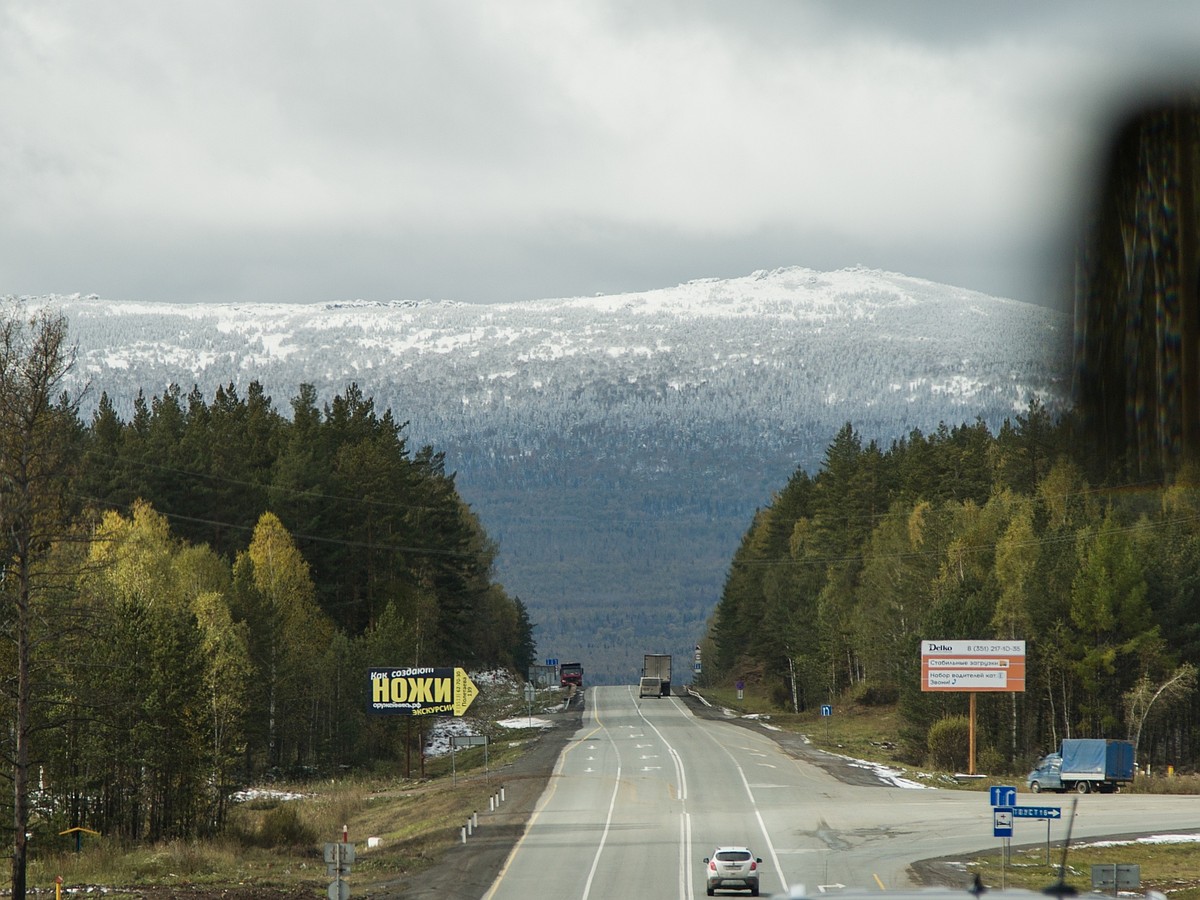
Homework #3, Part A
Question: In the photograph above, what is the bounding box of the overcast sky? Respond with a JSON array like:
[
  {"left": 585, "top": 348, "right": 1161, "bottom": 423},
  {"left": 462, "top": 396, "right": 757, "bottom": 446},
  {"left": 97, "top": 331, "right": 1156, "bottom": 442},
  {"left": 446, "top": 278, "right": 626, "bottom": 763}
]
[{"left": 3, "top": 1, "right": 1199, "bottom": 308}]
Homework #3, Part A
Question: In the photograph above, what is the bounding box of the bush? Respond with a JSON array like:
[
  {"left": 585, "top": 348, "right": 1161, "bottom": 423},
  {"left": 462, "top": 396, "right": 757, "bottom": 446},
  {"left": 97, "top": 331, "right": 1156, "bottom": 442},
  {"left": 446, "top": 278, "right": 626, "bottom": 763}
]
[
  {"left": 976, "top": 746, "right": 1006, "bottom": 776},
  {"left": 927, "top": 715, "right": 971, "bottom": 771},
  {"left": 771, "top": 682, "right": 793, "bottom": 709},
  {"left": 257, "top": 804, "right": 316, "bottom": 849},
  {"left": 849, "top": 681, "right": 900, "bottom": 707}
]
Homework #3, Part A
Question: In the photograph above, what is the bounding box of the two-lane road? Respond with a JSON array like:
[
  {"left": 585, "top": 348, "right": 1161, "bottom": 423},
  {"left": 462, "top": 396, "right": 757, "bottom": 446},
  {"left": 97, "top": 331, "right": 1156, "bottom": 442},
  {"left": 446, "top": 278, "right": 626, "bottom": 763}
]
[{"left": 484, "top": 686, "right": 1200, "bottom": 899}]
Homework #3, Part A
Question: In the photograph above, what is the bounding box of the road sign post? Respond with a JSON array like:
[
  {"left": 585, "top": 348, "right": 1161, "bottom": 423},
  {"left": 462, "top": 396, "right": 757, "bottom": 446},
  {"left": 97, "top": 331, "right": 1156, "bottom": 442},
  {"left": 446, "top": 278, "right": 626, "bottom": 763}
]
[
  {"left": 986, "top": 791, "right": 1062, "bottom": 866},
  {"left": 1009, "top": 804, "right": 1062, "bottom": 865},
  {"left": 324, "top": 841, "right": 355, "bottom": 900},
  {"left": 993, "top": 807, "right": 1013, "bottom": 888}
]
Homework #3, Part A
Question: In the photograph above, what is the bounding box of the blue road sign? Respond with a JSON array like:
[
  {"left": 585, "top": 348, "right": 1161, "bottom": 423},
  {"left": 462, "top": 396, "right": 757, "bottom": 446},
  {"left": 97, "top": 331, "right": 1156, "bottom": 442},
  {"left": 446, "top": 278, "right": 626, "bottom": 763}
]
[
  {"left": 820, "top": 705, "right": 833, "bottom": 717},
  {"left": 989, "top": 785, "right": 1017, "bottom": 807},
  {"left": 546, "top": 658, "right": 558, "bottom": 667},
  {"left": 993, "top": 807, "right": 1013, "bottom": 838},
  {"left": 1012, "top": 806, "right": 1062, "bottom": 819}
]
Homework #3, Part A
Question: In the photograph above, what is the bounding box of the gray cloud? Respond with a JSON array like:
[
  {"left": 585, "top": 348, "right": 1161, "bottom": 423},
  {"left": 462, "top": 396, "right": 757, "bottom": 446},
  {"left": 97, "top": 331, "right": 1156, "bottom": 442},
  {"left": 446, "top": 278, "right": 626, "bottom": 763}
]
[{"left": 2, "top": 1, "right": 1199, "bottom": 306}]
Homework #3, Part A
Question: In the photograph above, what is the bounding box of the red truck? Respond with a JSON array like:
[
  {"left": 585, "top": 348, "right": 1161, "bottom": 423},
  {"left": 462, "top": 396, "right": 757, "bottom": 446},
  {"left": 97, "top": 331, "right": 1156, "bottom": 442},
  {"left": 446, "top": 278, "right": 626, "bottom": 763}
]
[{"left": 559, "top": 662, "right": 583, "bottom": 689}]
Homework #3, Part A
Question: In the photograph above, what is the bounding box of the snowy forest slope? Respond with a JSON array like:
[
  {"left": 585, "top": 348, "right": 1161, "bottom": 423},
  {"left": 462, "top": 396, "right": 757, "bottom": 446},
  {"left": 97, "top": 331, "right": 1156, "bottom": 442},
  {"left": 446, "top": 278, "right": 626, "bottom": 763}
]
[{"left": 23, "top": 266, "right": 1069, "bottom": 684}]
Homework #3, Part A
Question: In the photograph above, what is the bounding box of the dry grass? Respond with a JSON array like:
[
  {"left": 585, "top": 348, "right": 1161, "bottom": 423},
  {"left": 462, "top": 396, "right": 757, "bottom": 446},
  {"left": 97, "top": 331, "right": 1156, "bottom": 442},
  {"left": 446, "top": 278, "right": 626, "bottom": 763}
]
[
  {"left": 968, "top": 838, "right": 1200, "bottom": 900},
  {"left": 25, "top": 669, "right": 552, "bottom": 897}
]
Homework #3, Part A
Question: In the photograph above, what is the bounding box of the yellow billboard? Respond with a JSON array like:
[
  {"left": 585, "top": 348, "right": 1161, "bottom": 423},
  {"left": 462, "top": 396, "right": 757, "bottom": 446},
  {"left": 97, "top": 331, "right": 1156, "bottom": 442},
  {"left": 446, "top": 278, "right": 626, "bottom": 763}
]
[{"left": 368, "top": 667, "right": 479, "bottom": 716}]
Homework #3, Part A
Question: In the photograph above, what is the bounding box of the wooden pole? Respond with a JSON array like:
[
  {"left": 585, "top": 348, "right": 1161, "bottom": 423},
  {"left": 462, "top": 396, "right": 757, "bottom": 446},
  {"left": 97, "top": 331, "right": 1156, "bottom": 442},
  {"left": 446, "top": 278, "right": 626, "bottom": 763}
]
[{"left": 969, "top": 692, "right": 977, "bottom": 775}]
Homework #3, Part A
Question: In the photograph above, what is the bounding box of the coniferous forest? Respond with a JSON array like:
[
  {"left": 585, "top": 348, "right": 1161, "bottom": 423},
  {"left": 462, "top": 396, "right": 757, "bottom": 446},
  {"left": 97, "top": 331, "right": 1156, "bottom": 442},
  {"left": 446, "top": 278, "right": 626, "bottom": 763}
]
[
  {"left": 702, "top": 406, "right": 1200, "bottom": 774},
  {"left": 0, "top": 307, "right": 535, "bottom": 858},
  {"left": 705, "top": 99, "right": 1200, "bottom": 778}
]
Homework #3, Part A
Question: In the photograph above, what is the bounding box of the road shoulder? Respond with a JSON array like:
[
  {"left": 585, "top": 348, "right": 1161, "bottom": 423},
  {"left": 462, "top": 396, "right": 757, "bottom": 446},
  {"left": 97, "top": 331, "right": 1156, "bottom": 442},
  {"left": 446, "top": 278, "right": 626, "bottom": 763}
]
[{"left": 381, "top": 698, "right": 584, "bottom": 898}]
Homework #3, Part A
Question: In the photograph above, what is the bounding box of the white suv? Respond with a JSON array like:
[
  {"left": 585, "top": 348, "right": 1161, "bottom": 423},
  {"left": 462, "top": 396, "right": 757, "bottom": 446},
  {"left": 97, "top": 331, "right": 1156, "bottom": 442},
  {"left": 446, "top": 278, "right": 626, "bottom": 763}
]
[{"left": 704, "top": 846, "right": 762, "bottom": 896}]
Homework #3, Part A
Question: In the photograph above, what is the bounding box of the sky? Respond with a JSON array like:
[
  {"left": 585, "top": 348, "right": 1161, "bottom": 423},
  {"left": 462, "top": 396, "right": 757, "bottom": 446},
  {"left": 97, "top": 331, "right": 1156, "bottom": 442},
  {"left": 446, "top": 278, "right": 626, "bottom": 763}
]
[{"left": 3, "top": 1, "right": 1200, "bottom": 309}]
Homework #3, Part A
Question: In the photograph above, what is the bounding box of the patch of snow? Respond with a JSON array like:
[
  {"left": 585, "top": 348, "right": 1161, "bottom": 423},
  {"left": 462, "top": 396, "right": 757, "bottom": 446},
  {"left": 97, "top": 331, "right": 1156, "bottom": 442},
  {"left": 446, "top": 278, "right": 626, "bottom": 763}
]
[
  {"left": 497, "top": 717, "right": 552, "bottom": 729},
  {"left": 837, "top": 754, "right": 932, "bottom": 789},
  {"left": 230, "top": 788, "right": 307, "bottom": 802},
  {"left": 1085, "top": 834, "right": 1200, "bottom": 848}
]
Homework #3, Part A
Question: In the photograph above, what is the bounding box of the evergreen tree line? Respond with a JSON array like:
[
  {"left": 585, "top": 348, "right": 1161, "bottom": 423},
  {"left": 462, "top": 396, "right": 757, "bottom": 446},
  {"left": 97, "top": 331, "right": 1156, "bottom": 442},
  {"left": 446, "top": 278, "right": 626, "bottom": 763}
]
[
  {"left": 1, "top": 308, "right": 535, "bottom": 855},
  {"left": 704, "top": 401, "right": 1200, "bottom": 773}
]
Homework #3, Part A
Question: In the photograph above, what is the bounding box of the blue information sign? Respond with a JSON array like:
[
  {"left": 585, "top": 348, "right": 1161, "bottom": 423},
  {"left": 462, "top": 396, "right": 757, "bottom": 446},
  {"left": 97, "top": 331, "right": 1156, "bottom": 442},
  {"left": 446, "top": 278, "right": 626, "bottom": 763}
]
[
  {"left": 1013, "top": 806, "right": 1061, "bottom": 819},
  {"left": 820, "top": 704, "right": 833, "bottom": 717},
  {"left": 989, "top": 785, "right": 1017, "bottom": 807},
  {"left": 993, "top": 807, "right": 1013, "bottom": 838}
]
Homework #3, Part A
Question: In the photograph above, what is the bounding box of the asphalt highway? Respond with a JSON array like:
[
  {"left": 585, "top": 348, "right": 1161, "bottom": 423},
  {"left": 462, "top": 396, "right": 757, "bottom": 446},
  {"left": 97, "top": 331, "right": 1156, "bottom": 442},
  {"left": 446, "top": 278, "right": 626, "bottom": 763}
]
[{"left": 482, "top": 685, "right": 1200, "bottom": 899}]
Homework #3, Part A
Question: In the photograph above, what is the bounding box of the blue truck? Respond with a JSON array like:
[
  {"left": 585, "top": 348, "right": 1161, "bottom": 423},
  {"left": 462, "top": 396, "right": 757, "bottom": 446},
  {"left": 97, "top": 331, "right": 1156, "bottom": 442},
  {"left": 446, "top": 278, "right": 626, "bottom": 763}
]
[{"left": 1026, "top": 738, "right": 1135, "bottom": 794}]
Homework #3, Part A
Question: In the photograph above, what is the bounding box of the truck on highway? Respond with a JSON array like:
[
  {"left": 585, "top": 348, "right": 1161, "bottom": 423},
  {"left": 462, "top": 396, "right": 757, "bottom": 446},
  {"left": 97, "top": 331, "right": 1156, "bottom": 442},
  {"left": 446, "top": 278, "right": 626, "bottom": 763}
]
[
  {"left": 559, "top": 662, "right": 583, "bottom": 689},
  {"left": 1026, "top": 738, "right": 1135, "bottom": 794},
  {"left": 640, "top": 654, "right": 672, "bottom": 697}
]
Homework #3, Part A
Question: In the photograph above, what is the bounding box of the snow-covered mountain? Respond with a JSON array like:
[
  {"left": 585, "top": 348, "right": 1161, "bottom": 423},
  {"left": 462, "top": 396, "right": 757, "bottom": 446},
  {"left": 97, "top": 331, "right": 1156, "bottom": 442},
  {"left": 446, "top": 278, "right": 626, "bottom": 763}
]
[{"left": 18, "top": 266, "right": 1070, "bottom": 683}]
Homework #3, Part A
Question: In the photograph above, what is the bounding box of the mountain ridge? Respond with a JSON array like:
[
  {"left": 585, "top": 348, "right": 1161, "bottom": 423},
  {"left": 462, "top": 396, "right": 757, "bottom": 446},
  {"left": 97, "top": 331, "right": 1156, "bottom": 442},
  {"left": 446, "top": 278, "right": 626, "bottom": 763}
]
[{"left": 11, "top": 266, "right": 1070, "bottom": 683}]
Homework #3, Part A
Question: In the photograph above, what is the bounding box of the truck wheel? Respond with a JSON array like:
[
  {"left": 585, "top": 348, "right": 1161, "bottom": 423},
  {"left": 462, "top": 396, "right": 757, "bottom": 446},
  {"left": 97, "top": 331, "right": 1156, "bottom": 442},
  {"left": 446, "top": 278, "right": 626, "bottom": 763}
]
[
  {"left": 1029, "top": 781, "right": 1041, "bottom": 793},
  {"left": 1075, "top": 780, "right": 1091, "bottom": 794}
]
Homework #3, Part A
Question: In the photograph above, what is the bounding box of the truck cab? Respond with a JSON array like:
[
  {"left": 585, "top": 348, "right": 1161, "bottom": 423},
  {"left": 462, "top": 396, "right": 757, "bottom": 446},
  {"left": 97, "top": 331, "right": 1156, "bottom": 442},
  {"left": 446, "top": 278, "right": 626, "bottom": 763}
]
[
  {"left": 1026, "top": 754, "right": 1065, "bottom": 792},
  {"left": 559, "top": 662, "right": 583, "bottom": 689}
]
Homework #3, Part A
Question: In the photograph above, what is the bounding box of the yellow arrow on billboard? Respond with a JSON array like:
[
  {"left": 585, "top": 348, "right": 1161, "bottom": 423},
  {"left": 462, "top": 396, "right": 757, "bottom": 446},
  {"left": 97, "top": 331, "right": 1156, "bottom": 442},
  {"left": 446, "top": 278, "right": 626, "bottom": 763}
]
[{"left": 454, "top": 668, "right": 479, "bottom": 716}]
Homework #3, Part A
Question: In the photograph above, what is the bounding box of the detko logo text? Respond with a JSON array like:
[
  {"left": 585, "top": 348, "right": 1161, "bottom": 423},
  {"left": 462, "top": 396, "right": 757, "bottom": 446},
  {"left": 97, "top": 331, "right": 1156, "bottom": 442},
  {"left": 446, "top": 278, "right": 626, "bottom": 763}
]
[{"left": 922, "top": 639, "right": 1026, "bottom": 656}]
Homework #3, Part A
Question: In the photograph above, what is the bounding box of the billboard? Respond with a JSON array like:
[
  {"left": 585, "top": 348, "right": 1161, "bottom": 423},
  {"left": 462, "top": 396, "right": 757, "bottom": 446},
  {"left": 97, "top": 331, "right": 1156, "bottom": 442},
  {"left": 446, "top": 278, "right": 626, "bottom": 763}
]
[
  {"left": 368, "top": 667, "right": 479, "bottom": 716},
  {"left": 920, "top": 640, "right": 1025, "bottom": 692}
]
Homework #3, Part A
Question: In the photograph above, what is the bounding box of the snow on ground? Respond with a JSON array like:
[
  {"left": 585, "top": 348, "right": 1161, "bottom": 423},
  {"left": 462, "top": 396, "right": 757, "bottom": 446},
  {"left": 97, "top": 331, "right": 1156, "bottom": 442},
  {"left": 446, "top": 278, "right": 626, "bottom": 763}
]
[
  {"left": 424, "top": 717, "right": 481, "bottom": 757},
  {"left": 421, "top": 669, "right": 554, "bottom": 757},
  {"left": 1085, "top": 834, "right": 1200, "bottom": 848},
  {"left": 497, "top": 716, "right": 553, "bottom": 729},
  {"left": 230, "top": 788, "right": 307, "bottom": 802},
  {"left": 841, "top": 757, "right": 931, "bottom": 789}
]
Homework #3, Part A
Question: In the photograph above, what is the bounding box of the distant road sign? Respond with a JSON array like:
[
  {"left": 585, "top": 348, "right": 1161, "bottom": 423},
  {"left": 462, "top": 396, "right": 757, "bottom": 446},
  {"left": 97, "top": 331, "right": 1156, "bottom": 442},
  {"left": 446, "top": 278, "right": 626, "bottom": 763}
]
[
  {"left": 820, "top": 705, "right": 833, "bottom": 717},
  {"left": 989, "top": 785, "right": 1017, "bottom": 807},
  {"left": 546, "top": 658, "right": 559, "bottom": 667},
  {"left": 1013, "top": 806, "right": 1062, "bottom": 819},
  {"left": 324, "top": 843, "right": 356, "bottom": 864}
]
